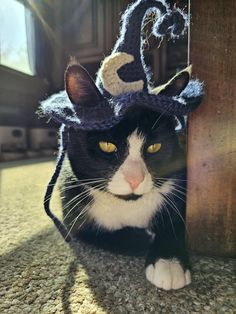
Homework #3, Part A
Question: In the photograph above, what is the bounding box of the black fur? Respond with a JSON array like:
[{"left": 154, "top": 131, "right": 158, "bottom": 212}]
[{"left": 61, "top": 106, "right": 189, "bottom": 272}]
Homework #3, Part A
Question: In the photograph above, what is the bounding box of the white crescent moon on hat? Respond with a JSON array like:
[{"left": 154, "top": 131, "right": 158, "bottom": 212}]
[{"left": 98, "top": 52, "right": 144, "bottom": 96}]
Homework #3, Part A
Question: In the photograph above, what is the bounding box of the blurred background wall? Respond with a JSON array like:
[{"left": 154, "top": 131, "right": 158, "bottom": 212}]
[{"left": 0, "top": 0, "right": 188, "bottom": 160}]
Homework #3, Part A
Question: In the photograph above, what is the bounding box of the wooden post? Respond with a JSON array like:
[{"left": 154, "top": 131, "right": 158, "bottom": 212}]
[{"left": 187, "top": 0, "right": 236, "bottom": 257}]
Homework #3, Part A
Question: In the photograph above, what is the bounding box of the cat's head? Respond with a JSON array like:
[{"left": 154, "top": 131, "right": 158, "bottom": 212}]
[{"left": 66, "top": 64, "right": 186, "bottom": 200}]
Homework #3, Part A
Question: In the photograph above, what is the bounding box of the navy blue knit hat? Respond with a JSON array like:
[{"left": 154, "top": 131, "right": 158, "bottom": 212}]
[{"left": 41, "top": 0, "right": 204, "bottom": 241}]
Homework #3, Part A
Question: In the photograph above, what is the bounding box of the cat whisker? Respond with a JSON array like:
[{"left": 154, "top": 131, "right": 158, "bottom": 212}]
[
  {"left": 75, "top": 177, "right": 107, "bottom": 183},
  {"left": 64, "top": 185, "right": 106, "bottom": 240},
  {"left": 170, "top": 182, "right": 188, "bottom": 192},
  {"left": 63, "top": 177, "right": 105, "bottom": 183},
  {"left": 164, "top": 194, "right": 185, "bottom": 223},
  {"left": 61, "top": 178, "right": 106, "bottom": 192},
  {"left": 62, "top": 188, "right": 92, "bottom": 210},
  {"left": 63, "top": 182, "right": 105, "bottom": 211},
  {"left": 155, "top": 178, "right": 188, "bottom": 192},
  {"left": 44, "top": 191, "right": 59, "bottom": 204},
  {"left": 70, "top": 197, "right": 93, "bottom": 223},
  {"left": 63, "top": 190, "right": 92, "bottom": 222},
  {"left": 165, "top": 189, "right": 186, "bottom": 203},
  {"left": 40, "top": 177, "right": 86, "bottom": 193},
  {"left": 154, "top": 183, "right": 186, "bottom": 200},
  {"left": 170, "top": 186, "right": 187, "bottom": 197},
  {"left": 64, "top": 202, "right": 92, "bottom": 241},
  {"left": 61, "top": 179, "right": 107, "bottom": 192},
  {"left": 159, "top": 208, "right": 165, "bottom": 228},
  {"left": 63, "top": 183, "right": 106, "bottom": 222},
  {"left": 58, "top": 177, "right": 106, "bottom": 190},
  {"left": 162, "top": 202, "right": 177, "bottom": 239},
  {"left": 151, "top": 112, "right": 166, "bottom": 130},
  {"left": 62, "top": 177, "right": 106, "bottom": 185},
  {"left": 155, "top": 181, "right": 189, "bottom": 234},
  {"left": 160, "top": 192, "right": 188, "bottom": 234},
  {"left": 155, "top": 176, "right": 189, "bottom": 183},
  {"left": 155, "top": 176, "right": 196, "bottom": 185},
  {"left": 151, "top": 206, "right": 166, "bottom": 230}
]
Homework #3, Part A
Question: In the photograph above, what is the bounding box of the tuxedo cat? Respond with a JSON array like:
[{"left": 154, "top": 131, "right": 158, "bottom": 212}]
[
  {"left": 59, "top": 64, "right": 191, "bottom": 291},
  {"left": 40, "top": 0, "right": 203, "bottom": 291}
]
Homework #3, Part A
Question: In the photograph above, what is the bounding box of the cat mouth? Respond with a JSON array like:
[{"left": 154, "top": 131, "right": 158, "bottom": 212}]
[{"left": 113, "top": 193, "right": 142, "bottom": 201}]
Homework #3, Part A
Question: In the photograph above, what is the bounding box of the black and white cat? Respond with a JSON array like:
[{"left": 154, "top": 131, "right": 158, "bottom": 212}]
[{"left": 59, "top": 64, "right": 191, "bottom": 291}]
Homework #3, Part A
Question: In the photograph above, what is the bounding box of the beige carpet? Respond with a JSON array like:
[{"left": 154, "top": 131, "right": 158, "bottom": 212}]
[{"left": 0, "top": 159, "right": 235, "bottom": 314}]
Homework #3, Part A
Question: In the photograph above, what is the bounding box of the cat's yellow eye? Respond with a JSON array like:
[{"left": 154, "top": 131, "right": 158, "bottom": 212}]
[
  {"left": 99, "top": 141, "right": 117, "bottom": 153},
  {"left": 147, "top": 143, "right": 162, "bottom": 154}
]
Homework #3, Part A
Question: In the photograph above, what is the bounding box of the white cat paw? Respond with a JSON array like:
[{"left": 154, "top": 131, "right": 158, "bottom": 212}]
[{"left": 145, "top": 259, "right": 191, "bottom": 290}]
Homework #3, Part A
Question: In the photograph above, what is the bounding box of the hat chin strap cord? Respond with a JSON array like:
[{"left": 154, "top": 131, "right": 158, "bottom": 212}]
[{"left": 44, "top": 125, "right": 71, "bottom": 242}]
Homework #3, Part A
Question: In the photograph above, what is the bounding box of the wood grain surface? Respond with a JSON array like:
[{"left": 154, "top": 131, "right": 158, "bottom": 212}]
[{"left": 187, "top": 0, "right": 236, "bottom": 256}]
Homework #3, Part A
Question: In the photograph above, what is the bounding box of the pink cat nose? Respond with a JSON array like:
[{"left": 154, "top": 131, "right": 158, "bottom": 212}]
[{"left": 126, "top": 175, "right": 144, "bottom": 190}]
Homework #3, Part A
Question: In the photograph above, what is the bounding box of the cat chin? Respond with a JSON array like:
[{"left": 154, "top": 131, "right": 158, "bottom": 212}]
[{"left": 88, "top": 182, "right": 173, "bottom": 230}]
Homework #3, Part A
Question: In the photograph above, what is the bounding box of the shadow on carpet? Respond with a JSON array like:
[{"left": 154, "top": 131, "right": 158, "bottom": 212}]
[{"left": 0, "top": 227, "right": 235, "bottom": 314}]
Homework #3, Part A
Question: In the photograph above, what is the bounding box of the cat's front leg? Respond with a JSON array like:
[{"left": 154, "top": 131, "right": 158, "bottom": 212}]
[{"left": 145, "top": 223, "right": 191, "bottom": 291}]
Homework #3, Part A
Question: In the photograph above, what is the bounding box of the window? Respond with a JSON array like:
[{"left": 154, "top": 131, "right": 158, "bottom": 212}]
[{"left": 0, "top": 0, "right": 34, "bottom": 76}]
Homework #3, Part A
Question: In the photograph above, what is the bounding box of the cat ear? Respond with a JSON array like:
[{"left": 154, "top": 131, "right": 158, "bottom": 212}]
[
  {"left": 65, "top": 62, "right": 103, "bottom": 106},
  {"left": 151, "top": 65, "right": 192, "bottom": 97}
]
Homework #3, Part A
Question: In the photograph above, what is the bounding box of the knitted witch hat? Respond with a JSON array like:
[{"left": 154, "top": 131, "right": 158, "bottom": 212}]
[
  {"left": 97, "top": 0, "right": 188, "bottom": 95},
  {"left": 41, "top": 0, "right": 204, "bottom": 242}
]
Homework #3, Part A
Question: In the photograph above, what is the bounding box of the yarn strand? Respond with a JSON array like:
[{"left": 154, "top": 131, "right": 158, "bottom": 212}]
[{"left": 44, "top": 125, "right": 71, "bottom": 242}]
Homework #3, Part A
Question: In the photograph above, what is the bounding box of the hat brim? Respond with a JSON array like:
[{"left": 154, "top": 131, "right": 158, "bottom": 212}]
[{"left": 40, "top": 80, "right": 203, "bottom": 131}]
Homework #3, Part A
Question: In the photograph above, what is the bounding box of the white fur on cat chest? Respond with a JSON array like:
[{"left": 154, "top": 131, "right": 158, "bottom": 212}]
[{"left": 89, "top": 180, "right": 173, "bottom": 230}]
